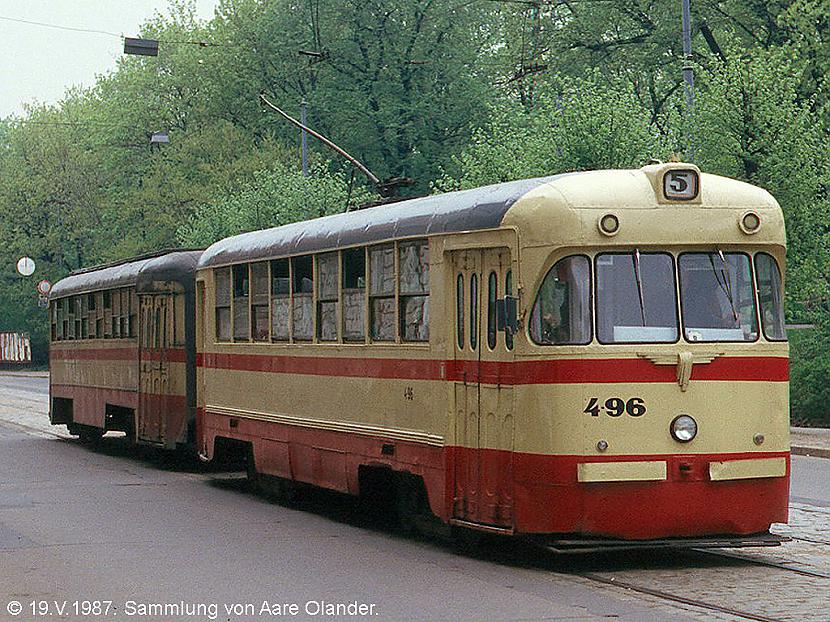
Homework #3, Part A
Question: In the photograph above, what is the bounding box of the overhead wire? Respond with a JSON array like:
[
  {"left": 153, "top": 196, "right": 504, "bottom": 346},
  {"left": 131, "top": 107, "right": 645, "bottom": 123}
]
[{"left": 0, "top": 14, "right": 219, "bottom": 47}]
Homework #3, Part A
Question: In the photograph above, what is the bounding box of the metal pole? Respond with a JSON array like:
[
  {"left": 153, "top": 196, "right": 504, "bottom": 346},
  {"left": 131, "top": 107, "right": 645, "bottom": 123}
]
[
  {"left": 681, "top": 0, "right": 695, "bottom": 160},
  {"left": 301, "top": 99, "right": 309, "bottom": 177}
]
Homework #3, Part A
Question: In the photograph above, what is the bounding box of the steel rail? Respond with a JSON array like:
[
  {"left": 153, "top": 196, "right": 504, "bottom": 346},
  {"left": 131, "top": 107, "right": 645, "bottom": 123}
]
[
  {"left": 579, "top": 572, "right": 787, "bottom": 622},
  {"left": 689, "top": 548, "right": 830, "bottom": 579}
]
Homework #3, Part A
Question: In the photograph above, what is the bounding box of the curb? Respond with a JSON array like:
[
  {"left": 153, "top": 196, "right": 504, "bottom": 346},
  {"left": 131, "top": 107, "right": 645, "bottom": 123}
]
[
  {"left": 791, "top": 446, "right": 830, "bottom": 459},
  {"left": 0, "top": 371, "right": 49, "bottom": 378}
]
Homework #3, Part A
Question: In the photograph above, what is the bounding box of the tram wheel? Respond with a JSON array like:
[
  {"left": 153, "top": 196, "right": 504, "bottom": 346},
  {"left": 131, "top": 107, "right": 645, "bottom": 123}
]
[{"left": 77, "top": 426, "right": 104, "bottom": 444}]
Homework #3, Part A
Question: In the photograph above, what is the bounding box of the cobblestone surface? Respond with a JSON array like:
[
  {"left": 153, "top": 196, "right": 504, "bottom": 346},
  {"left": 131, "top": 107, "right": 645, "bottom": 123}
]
[{"left": 584, "top": 560, "right": 830, "bottom": 622}]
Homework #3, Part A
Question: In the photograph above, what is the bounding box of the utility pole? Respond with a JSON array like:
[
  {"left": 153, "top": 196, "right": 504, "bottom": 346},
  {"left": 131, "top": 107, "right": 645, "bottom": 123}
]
[
  {"left": 681, "top": 0, "right": 695, "bottom": 160},
  {"left": 301, "top": 99, "right": 309, "bottom": 177}
]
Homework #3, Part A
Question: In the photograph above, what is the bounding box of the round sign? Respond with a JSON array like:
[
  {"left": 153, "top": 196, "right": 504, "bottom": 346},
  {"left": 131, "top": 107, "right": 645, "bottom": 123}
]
[
  {"left": 16, "top": 256, "right": 35, "bottom": 277},
  {"left": 36, "top": 279, "right": 52, "bottom": 295}
]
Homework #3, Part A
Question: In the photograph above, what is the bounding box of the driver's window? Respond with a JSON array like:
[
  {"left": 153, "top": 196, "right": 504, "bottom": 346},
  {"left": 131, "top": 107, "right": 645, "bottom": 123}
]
[{"left": 530, "top": 256, "right": 592, "bottom": 345}]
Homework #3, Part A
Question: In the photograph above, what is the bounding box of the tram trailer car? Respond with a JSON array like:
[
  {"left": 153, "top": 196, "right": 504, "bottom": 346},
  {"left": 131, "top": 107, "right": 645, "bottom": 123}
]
[
  {"left": 49, "top": 250, "right": 202, "bottom": 449},
  {"left": 196, "top": 162, "right": 789, "bottom": 545}
]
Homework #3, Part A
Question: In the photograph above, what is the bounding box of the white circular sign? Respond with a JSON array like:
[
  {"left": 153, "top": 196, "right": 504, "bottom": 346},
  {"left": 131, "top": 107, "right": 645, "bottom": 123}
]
[
  {"left": 17, "top": 256, "right": 35, "bottom": 277},
  {"left": 36, "top": 279, "right": 52, "bottom": 295}
]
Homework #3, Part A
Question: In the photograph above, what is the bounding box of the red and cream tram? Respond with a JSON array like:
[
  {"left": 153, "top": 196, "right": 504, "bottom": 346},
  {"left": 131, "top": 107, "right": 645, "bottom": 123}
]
[
  {"left": 49, "top": 250, "right": 202, "bottom": 449},
  {"left": 195, "top": 162, "right": 789, "bottom": 544}
]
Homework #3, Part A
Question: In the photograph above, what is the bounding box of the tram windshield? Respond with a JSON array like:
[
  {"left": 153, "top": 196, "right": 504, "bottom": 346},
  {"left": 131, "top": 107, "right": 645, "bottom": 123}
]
[
  {"left": 596, "top": 252, "right": 678, "bottom": 343},
  {"left": 679, "top": 252, "right": 758, "bottom": 342}
]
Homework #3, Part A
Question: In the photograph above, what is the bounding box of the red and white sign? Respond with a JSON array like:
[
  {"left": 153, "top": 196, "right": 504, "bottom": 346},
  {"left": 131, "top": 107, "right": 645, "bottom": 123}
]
[
  {"left": 36, "top": 279, "right": 52, "bottom": 296},
  {"left": 0, "top": 332, "right": 31, "bottom": 363}
]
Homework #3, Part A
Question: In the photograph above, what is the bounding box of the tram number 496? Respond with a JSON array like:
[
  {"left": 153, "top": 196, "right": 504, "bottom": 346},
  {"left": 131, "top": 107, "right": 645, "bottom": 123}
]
[{"left": 583, "top": 397, "right": 646, "bottom": 417}]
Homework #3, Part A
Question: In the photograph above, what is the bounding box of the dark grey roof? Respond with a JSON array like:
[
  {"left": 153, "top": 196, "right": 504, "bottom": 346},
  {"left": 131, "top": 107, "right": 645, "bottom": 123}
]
[
  {"left": 135, "top": 251, "right": 203, "bottom": 293},
  {"left": 199, "top": 175, "right": 566, "bottom": 268},
  {"left": 50, "top": 249, "right": 202, "bottom": 299}
]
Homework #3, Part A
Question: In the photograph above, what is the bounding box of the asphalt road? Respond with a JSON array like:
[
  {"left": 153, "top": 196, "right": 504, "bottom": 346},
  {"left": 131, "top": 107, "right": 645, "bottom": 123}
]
[{"left": 790, "top": 455, "right": 830, "bottom": 506}]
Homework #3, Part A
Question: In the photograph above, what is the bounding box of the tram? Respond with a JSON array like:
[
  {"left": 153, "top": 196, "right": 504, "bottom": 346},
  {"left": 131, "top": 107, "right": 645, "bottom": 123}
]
[
  {"left": 195, "top": 162, "right": 789, "bottom": 544},
  {"left": 49, "top": 250, "right": 202, "bottom": 449}
]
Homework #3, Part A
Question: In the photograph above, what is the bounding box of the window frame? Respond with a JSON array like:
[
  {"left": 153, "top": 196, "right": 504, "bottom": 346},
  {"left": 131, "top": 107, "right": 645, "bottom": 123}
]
[
  {"left": 754, "top": 252, "right": 787, "bottom": 342},
  {"left": 677, "top": 251, "right": 759, "bottom": 344},
  {"left": 342, "top": 247, "right": 367, "bottom": 343},
  {"left": 214, "top": 267, "right": 232, "bottom": 343},
  {"left": 487, "top": 271, "right": 498, "bottom": 350},
  {"left": 316, "top": 252, "right": 340, "bottom": 342},
  {"left": 529, "top": 254, "right": 594, "bottom": 347},
  {"left": 368, "top": 244, "right": 397, "bottom": 343},
  {"left": 398, "top": 240, "right": 430, "bottom": 343},
  {"left": 594, "top": 251, "right": 680, "bottom": 346},
  {"left": 270, "top": 258, "right": 291, "bottom": 343}
]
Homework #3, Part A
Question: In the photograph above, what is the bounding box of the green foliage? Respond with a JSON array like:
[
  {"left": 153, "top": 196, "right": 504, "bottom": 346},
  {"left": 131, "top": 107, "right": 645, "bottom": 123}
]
[
  {"left": 437, "top": 74, "right": 667, "bottom": 190},
  {"left": 789, "top": 325, "right": 830, "bottom": 426},
  {"left": 177, "top": 162, "right": 377, "bottom": 248},
  {"left": 692, "top": 47, "right": 830, "bottom": 319}
]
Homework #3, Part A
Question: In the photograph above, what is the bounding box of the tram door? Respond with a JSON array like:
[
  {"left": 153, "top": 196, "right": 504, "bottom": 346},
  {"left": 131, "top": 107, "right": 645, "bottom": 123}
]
[
  {"left": 451, "top": 248, "right": 515, "bottom": 528},
  {"left": 138, "top": 294, "right": 171, "bottom": 444}
]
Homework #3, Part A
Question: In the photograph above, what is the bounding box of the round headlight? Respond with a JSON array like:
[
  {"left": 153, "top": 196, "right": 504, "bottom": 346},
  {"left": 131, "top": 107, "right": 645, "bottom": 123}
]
[
  {"left": 740, "top": 211, "right": 761, "bottom": 234},
  {"left": 670, "top": 415, "right": 697, "bottom": 443},
  {"left": 598, "top": 213, "right": 620, "bottom": 236}
]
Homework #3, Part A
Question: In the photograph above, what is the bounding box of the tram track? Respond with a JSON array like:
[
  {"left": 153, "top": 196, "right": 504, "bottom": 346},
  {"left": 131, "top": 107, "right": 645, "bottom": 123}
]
[
  {"left": 689, "top": 547, "right": 830, "bottom": 579},
  {"left": 565, "top": 545, "right": 830, "bottom": 622},
  {"left": 578, "top": 571, "right": 788, "bottom": 622}
]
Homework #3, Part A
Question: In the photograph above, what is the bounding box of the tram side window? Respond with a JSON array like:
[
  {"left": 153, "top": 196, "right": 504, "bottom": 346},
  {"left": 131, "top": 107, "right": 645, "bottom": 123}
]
[
  {"left": 470, "top": 274, "right": 478, "bottom": 350},
  {"left": 530, "top": 256, "right": 592, "bottom": 345},
  {"left": 317, "top": 253, "right": 339, "bottom": 341},
  {"left": 399, "top": 241, "right": 429, "bottom": 342},
  {"left": 65, "top": 296, "right": 76, "bottom": 340},
  {"left": 369, "top": 245, "right": 396, "bottom": 341},
  {"left": 233, "top": 265, "right": 250, "bottom": 341},
  {"left": 112, "top": 288, "right": 122, "bottom": 338},
  {"left": 755, "top": 253, "right": 786, "bottom": 341},
  {"left": 292, "top": 256, "right": 314, "bottom": 341},
  {"left": 505, "top": 270, "right": 514, "bottom": 350},
  {"left": 342, "top": 248, "right": 366, "bottom": 342},
  {"left": 596, "top": 253, "right": 677, "bottom": 344},
  {"left": 74, "top": 296, "right": 84, "bottom": 339},
  {"left": 129, "top": 289, "right": 138, "bottom": 338},
  {"left": 456, "top": 274, "right": 464, "bottom": 350},
  {"left": 95, "top": 292, "right": 104, "bottom": 338},
  {"left": 251, "top": 262, "right": 269, "bottom": 341},
  {"left": 271, "top": 259, "right": 290, "bottom": 341},
  {"left": 487, "top": 272, "right": 498, "bottom": 349},
  {"left": 119, "top": 289, "right": 130, "bottom": 339},
  {"left": 679, "top": 253, "right": 757, "bottom": 342},
  {"left": 103, "top": 289, "right": 113, "bottom": 339},
  {"left": 80, "top": 295, "right": 89, "bottom": 339},
  {"left": 87, "top": 293, "right": 96, "bottom": 339},
  {"left": 50, "top": 301, "right": 58, "bottom": 341},
  {"left": 215, "top": 268, "right": 231, "bottom": 342}
]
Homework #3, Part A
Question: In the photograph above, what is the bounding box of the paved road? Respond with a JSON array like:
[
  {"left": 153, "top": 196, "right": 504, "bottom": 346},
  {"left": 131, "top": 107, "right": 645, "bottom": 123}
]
[
  {"left": 791, "top": 455, "right": 830, "bottom": 506},
  {"left": 1, "top": 373, "right": 828, "bottom": 622},
  {"left": 0, "top": 424, "right": 709, "bottom": 622}
]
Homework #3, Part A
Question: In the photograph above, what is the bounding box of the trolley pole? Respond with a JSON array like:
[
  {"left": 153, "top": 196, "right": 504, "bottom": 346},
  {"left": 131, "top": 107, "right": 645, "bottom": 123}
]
[
  {"left": 301, "top": 99, "right": 309, "bottom": 177},
  {"left": 681, "top": 0, "right": 695, "bottom": 160}
]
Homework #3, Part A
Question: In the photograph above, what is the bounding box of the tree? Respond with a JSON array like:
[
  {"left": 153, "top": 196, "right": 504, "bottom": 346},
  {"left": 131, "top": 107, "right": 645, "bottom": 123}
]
[
  {"left": 437, "top": 72, "right": 667, "bottom": 190},
  {"left": 177, "top": 161, "right": 376, "bottom": 248}
]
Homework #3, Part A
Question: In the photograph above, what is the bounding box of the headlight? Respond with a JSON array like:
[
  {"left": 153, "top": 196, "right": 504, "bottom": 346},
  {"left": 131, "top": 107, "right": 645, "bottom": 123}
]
[{"left": 670, "top": 415, "right": 697, "bottom": 443}]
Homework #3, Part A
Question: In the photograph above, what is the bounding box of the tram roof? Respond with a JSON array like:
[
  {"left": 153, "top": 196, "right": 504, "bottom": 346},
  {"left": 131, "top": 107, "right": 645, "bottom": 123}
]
[
  {"left": 198, "top": 174, "right": 568, "bottom": 268},
  {"left": 198, "top": 167, "right": 781, "bottom": 268},
  {"left": 51, "top": 249, "right": 202, "bottom": 299}
]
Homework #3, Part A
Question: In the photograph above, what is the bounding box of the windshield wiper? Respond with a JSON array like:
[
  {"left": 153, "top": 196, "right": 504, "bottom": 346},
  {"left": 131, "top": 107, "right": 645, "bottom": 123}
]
[
  {"left": 633, "top": 249, "right": 647, "bottom": 326},
  {"left": 711, "top": 249, "right": 739, "bottom": 322}
]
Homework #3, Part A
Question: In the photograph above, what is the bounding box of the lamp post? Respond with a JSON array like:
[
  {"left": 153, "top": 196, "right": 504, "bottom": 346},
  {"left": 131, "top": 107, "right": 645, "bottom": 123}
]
[{"left": 681, "top": 0, "right": 695, "bottom": 160}]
